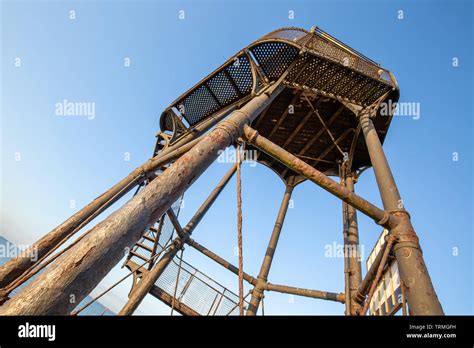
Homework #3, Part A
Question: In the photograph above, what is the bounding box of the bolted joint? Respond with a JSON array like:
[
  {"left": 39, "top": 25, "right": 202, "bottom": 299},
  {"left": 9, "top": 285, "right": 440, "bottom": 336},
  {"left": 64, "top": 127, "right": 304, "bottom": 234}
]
[
  {"left": 251, "top": 286, "right": 265, "bottom": 300},
  {"left": 251, "top": 277, "right": 267, "bottom": 299},
  {"left": 389, "top": 209, "right": 411, "bottom": 221},
  {"left": 377, "top": 209, "right": 411, "bottom": 230},
  {"left": 256, "top": 276, "right": 268, "bottom": 285},
  {"left": 388, "top": 211, "right": 421, "bottom": 252},
  {"left": 244, "top": 126, "right": 259, "bottom": 144},
  {"left": 172, "top": 238, "right": 185, "bottom": 249},
  {"left": 345, "top": 171, "right": 358, "bottom": 183},
  {"left": 215, "top": 87, "right": 282, "bottom": 143},
  {"left": 353, "top": 289, "right": 366, "bottom": 306},
  {"left": 215, "top": 117, "right": 247, "bottom": 145},
  {"left": 375, "top": 212, "right": 391, "bottom": 228}
]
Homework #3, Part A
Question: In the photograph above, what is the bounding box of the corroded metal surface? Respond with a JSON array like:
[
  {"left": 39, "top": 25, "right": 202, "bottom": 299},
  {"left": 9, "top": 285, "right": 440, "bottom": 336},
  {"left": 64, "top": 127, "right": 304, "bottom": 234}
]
[
  {"left": 0, "top": 26, "right": 442, "bottom": 317},
  {"left": 358, "top": 110, "right": 443, "bottom": 315},
  {"left": 159, "top": 27, "right": 399, "bottom": 182},
  {"left": 0, "top": 83, "right": 283, "bottom": 315},
  {"left": 0, "top": 135, "right": 200, "bottom": 291},
  {"left": 263, "top": 283, "right": 345, "bottom": 303},
  {"left": 341, "top": 172, "right": 362, "bottom": 315}
]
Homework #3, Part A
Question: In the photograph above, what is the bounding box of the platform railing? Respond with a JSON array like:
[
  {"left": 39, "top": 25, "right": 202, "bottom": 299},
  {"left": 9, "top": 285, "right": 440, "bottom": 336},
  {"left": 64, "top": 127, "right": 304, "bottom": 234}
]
[{"left": 155, "top": 256, "right": 249, "bottom": 316}]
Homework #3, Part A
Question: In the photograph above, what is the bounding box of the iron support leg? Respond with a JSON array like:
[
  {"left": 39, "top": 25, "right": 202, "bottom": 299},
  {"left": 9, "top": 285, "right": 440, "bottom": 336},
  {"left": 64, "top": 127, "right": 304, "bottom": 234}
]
[
  {"left": 246, "top": 179, "right": 294, "bottom": 315},
  {"left": 0, "top": 104, "right": 236, "bottom": 290},
  {"left": 0, "top": 84, "right": 283, "bottom": 315},
  {"left": 341, "top": 172, "right": 362, "bottom": 315},
  {"left": 359, "top": 110, "right": 443, "bottom": 315}
]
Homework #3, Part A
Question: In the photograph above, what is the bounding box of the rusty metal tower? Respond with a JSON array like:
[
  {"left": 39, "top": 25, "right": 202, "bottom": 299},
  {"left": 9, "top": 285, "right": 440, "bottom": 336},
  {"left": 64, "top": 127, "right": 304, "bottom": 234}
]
[{"left": 0, "top": 27, "right": 443, "bottom": 316}]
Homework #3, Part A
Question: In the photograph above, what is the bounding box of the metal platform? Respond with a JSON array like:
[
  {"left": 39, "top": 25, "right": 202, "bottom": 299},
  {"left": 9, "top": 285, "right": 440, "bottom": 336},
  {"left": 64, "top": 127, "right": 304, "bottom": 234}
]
[{"left": 158, "top": 27, "right": 399, "bottom": 182}]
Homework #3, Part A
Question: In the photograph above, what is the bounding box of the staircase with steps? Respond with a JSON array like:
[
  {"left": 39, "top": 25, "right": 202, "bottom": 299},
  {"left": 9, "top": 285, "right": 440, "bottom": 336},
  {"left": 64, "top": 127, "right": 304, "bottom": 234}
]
[{"left": 123, "top": 189, "right": 248, "bottom": 316}]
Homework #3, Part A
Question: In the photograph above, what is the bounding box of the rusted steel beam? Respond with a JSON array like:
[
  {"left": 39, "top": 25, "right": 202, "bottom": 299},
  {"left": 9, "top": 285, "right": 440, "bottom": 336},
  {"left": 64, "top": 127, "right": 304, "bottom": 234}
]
[
  {"left": 149, "top": 285, "right": 200, "bottom": 316},
  {"left": 245, "top": 48, "right": 269, "bottom": 86},
  {"left": 263, "top": 283, "right": 345, "bottom": 303},
  {"left": 186, "top": 238, "right": 257, "bottom": 286},
  {"left": 359, "top": 114, "right": 401, "bottom": 210},
  {"left": 246, "top": 178, "right": 295, "bottom": 316},
  {"left": 359, "top": 235, "right": 396, "bottom": 315},
  {"left": 341, "top": 171, "right": 362, "bottom": 315},
  {"left": 169, "top": 102, "right": 242, "bottom": 150},
  {"left": 267, "top": 96, "right": 325, "bottom": 169},
  {"left": 267, "top": 91, "right": 302, "bottom": 139},
  {"left": 252, "top": 103, "right": 271, "bottom": 130},
  {"left": 121, "top": 163, "right": 239, "bottom": 315},
  {"left": 0, "top": 103, "right": 238, "bottom": 290},
  {"left": 0, "top": 84, "right": 284, "bottom": 315},
  {"left": 243, "top": 125, "right": 387, "bottom": 224},
  {"left": 358, "top": 110, "right": 444, "bottom": 315},
  {"left": 347, "top": 123, "right": 362, "bottom": 171},
  {"left": 280, "top": 104, "right": 344, "bottom": 178},
  {"left": 353, "top": 242, "right": 386, "bottom": 306}
]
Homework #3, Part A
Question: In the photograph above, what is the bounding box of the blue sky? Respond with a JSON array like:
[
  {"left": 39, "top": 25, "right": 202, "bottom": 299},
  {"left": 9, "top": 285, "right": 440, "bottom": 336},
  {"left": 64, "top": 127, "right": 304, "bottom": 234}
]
[{"left": 1, "top": 0, "right": 472, "bottom": 314}]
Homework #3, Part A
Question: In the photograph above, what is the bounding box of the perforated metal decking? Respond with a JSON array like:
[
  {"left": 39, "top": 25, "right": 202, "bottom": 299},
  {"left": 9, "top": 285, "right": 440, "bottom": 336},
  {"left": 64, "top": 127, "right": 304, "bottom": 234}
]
[{"left": 158, "top": 27, "right": 399, "bottom": 182}]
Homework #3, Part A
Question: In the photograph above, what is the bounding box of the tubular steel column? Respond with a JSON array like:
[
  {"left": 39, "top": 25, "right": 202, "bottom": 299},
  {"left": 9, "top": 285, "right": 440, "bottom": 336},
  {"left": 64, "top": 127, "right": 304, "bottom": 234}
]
[
  {"left": 0, "top": 138, "right": 199, "bottom": 291},
  {"left": 246, "top": 178, "right": 294, "bottom": 316},
  {"left": 0, "top": 106, "right": 234, "bottom": 290},
  {"left": 0, "top": 84, "right": 283, "bottom": 315},
  {"left": 341, "top": 170, "right": 362, "bottom": 315},
  {"left": 359, "top": 110, "right": 443, "bottom": 315},
  {"left": 263, "top": 283, "right": 345, "bottom": 303}
]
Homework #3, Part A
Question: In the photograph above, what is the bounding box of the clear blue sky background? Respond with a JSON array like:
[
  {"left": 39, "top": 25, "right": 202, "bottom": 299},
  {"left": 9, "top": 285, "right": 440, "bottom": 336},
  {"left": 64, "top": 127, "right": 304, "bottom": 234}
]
[{"left": 1, "top": 0, "right": 472, "bottom": 314}]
